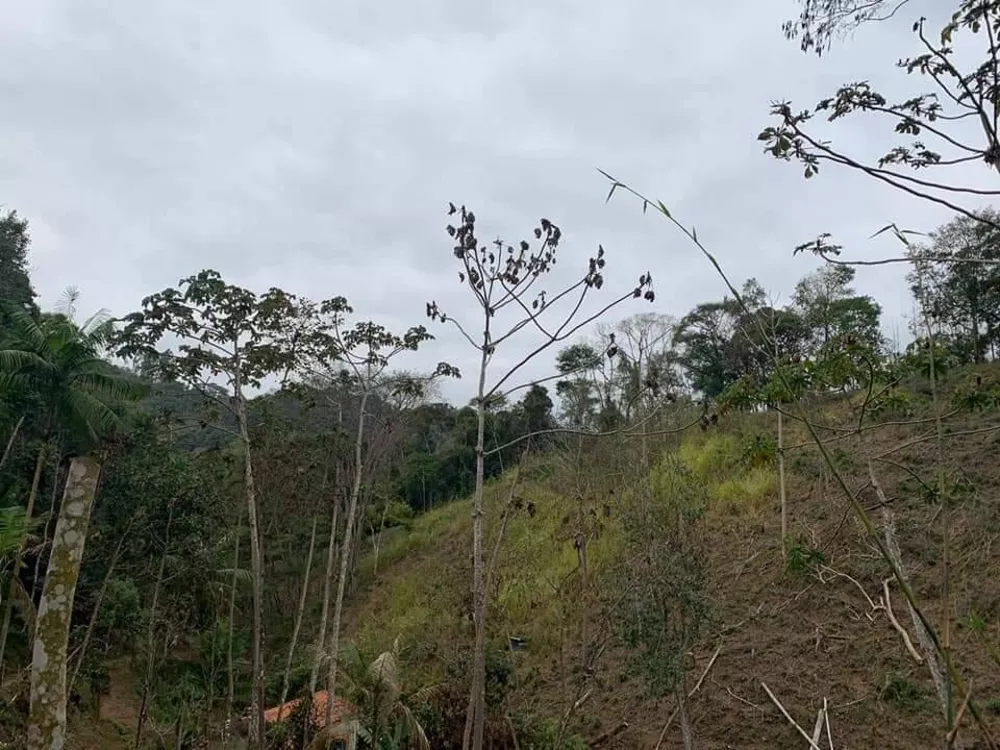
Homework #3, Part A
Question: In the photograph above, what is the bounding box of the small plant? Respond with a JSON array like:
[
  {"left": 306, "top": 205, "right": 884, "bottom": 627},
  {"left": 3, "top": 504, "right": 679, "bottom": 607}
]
[
  {"left": 741, "top": 432, "right": 776, "bottom": 469},
  {"left": 868, "top": 387, "right": 913, "bottom": 419},
  {"left": 881, "top": 675, "right": 925, "bottom": 712},
  {"left": 517, "top": 717, "right": 588, "bottom": 750},
  {"left": 785, "top": 537, "right": 825, "bottom": 575},
  {"left": 953, "top": 378, "right": 1000, "bottom": 412},
  {"left": 962, "top": 607, "right": 987, "bottom": 635}
]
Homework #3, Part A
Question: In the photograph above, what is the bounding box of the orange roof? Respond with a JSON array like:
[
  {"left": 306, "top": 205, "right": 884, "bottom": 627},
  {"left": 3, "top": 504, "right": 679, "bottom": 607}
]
[{"left": 263, "top": 690, "right": 355, "bottom": 728}]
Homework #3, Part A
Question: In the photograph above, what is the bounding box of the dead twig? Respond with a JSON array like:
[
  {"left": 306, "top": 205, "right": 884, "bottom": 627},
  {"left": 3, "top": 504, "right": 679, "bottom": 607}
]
[
  {"left": 881, "top": 578, "right": 923, "bottom": 664},
  {"left": 824, "top": 697, "right": 834, "bottom": 749},
  {"left": 817, "top": 564, "right": 879, "bottom": 614},
  {"left": 726, "top": 685, "right": 762, "bottom": 710},
  {"left": 946, "top": 680, "right": 973, "bottom": 746}
]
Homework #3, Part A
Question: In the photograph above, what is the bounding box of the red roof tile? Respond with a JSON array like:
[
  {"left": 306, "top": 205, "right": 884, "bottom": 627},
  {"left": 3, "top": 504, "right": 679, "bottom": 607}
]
[{"left": 263, "top": 690, "right": 355, "bottom": 728}]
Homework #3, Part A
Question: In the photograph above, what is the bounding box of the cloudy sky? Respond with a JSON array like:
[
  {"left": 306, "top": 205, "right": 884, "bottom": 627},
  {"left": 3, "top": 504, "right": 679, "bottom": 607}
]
[{"left": 0, "top": 0, "right": 990, "bottom": 403}]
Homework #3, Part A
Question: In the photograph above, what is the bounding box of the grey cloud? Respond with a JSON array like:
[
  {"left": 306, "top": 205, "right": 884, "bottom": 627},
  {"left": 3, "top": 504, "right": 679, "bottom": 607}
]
[{"left": 0, "top": 0, "right": 966, "bottom": 402}]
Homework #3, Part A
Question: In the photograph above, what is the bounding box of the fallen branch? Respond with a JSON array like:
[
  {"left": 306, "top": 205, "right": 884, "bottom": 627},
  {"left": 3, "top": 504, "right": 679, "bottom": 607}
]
[
  {"left": 881, "top": 578, "right": 922, "bottom": 664},
  {"left": 653, "top": 645, "right": 722, "bottom": 750},
  {"left": 818, "top": 564, "right": 879, "bottom": 615},
  {"left": 824, "top": 697, "right": 834, "bottom": 750},
  {"left": 811, "top": 704, "right": 825, "bottom": 749},
  {"left": 946, "top": 680, "right": 973, "bottom": 746},
  {"left": 726, "top": 686, "right": 761, "bottom": 710},
  {"left": 873, "top": 464, "right": 948, "bottom": 719},
  {"left": 760, "top": 682, "right": 823, "bottom": 750}
]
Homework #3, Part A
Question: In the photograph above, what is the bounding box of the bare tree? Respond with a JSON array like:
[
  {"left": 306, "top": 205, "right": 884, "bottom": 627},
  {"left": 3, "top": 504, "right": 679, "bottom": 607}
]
[
  {"left": 427, "top": 203, "right": 654, "bottom": 750},
  {"left": 783, "top": 0, "right": 914, "bottom": 55},
  {"left": 762, "top": 0, "right": 1000, "bottom": 245},
  {"left": 301, "top": 301, "right": 456, "bottom": 729}
]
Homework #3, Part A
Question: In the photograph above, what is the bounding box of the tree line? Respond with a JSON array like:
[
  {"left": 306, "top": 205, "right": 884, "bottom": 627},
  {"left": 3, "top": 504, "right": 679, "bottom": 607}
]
[{"left": 3, "top": 183, "right": 1000, "bottom": 748}]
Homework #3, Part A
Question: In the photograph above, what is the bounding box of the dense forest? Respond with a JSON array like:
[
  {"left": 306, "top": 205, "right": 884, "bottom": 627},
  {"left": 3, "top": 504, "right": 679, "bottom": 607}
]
[{"left": 4, "top": 0, "right": 1000, "bottom": 749}]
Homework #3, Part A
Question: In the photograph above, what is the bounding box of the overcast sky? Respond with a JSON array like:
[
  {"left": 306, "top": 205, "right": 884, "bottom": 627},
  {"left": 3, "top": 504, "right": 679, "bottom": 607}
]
[{"left": 1, "top": 0, "right": 991, "bottom": 403}]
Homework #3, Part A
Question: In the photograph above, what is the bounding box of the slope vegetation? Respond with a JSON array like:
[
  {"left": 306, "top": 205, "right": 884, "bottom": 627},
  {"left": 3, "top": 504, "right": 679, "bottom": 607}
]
[{"left": 344, "top": 368, "right": 1000, "bottom": 749}]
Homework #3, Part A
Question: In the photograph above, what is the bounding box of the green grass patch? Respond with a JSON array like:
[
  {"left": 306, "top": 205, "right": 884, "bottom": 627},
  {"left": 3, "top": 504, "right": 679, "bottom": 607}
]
[{"left": 676, "top": 433, "right": 775, "bottom": 514}]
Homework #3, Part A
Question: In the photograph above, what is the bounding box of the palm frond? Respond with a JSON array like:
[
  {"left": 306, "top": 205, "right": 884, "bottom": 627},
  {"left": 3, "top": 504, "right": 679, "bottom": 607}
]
[
  {"left": 369, "top": 649, "right": 401, "bottom": 700},
  {"left": 61, "top": 389, "right": 126, "bottom": 439},
  {"left": 72, "top": 368, "right": 144, "bottom": 401},
  {"left": 56, "top": 286, "right": 81, "bottom": 320},
  {"left": 407, "top": 682, "right": 445, "bottom": 706},
  {"left": 0, "top": 301, "right": 47, "bottom": 353},
  {"left": 78, "top": 308, "right": 113, "bottom": 336},
  {"left": 396, "top": 704, "right": 431, "bottom": 750},
  {"left": 0, "top": 349, "right": 51, "bottom": 375},
  {"left": 214, "top": 567, "right": 253, "bottom": 585},
  {"left": 0, "top": 505, "right": 34, "bottom": 560}
]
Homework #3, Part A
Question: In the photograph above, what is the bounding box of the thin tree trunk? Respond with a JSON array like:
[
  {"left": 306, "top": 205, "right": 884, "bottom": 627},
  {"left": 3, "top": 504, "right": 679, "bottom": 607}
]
[
  {"left": 0, "top": 443, "right": 48, "bottom": 674},
  {"left": 308, "top": 494, "right": 339, "bottom": 695},
  {"left": 234, "top": 381, "right": 267, "bottom": 750},
  {"left": 303, "top": 490, "right": 339, "bottom": 750},
  {"left": 370, "top": 503, "right": 390, "bottom": 579},
  {"left": 68, "top": 514, "right": 136, "bottom": 696},
  {"left": 31, "top": 460, "right": 64, "bottom": 614},
  {"left": 278, "top": 516, "right": 318, "bottom": 719},
  {"left": 778, "top": 409, "right": 787, "bottom": 558},
  {"left": 26, "top": 456, "right": 101, "bottom": 750},
  {"left": 675, "top": 680, "right": 695, "bottom": 750},
  {"left": 224, "top": 511, "right": 242, "bottom": 747},
  {"left": 463, "top": 350, "right": 489, "bottom": 750},
  {"left": 0, "top": 415, "right": 24, "bottom": 472},
  {"left": 325, "top": 390, "right": 370, "bottom": 728},
  {"left": 134, "top": 505, "right": 174, "bottom": 750},
  {"left": 174, "top": 712, "right": 185, "bottom": 750}
]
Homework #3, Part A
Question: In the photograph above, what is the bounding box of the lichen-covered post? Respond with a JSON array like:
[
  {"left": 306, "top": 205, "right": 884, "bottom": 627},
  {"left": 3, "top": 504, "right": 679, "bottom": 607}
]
[{"left": 27, "top": 456, "right": 102, "bottom": 750}]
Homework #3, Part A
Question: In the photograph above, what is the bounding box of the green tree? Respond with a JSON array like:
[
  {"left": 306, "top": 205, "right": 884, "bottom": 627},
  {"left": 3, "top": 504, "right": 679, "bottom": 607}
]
[
  {"left": 908, "top": 210, "right": 1000, "bottom": 363},
  {"left": 599, "top": 312, "right": 682, "bottom": 421},
  {"left": 0, "top": 209, "right": 38, "bottom": 316},
  {"left": 782, "top": 0, "right": 907, "bottom": 55},
  {"left": 518, "top": 384, "right": 554, "bottom": 438},
  {"left": 114, "top": 269, "right": 316, "bottom": 749},
  {"left": 792, "top": 265, "right": 882, "bottom": 355},
  {"left": 323, "top": 639, "right": 434, "bottom": 750},
  {"left": 554, "top": 344, "right": 604, "bottom": 428},
  {"left": 674, "top": 299, "right": 740, "bottom": 397},
  {"left": 298, "top": 304, "right": 454, "bottom": 732},
  {"left": 0, "top": 303, "right": 137, "bottom": 669}
]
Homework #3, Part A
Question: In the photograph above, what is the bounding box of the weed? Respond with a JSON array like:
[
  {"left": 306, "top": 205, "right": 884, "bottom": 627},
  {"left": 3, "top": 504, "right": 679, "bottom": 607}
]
[
  {"left": 962, "top": 606, "right": 987, "bottom": 634},
  {"left": 785, "top": 538, "right": 825, "bottom": 575},
  {"left": 741, "top": 432, "right": 776, "bottom": 469},
  {"left": 881, "top": 675, "right": 925, "bottom": 712}
]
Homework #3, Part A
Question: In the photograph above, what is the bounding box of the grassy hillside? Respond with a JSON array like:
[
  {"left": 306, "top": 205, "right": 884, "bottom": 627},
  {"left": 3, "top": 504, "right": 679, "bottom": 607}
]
[{"left": 338, "top": 368, "right": 1000, "bottom": 749}]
